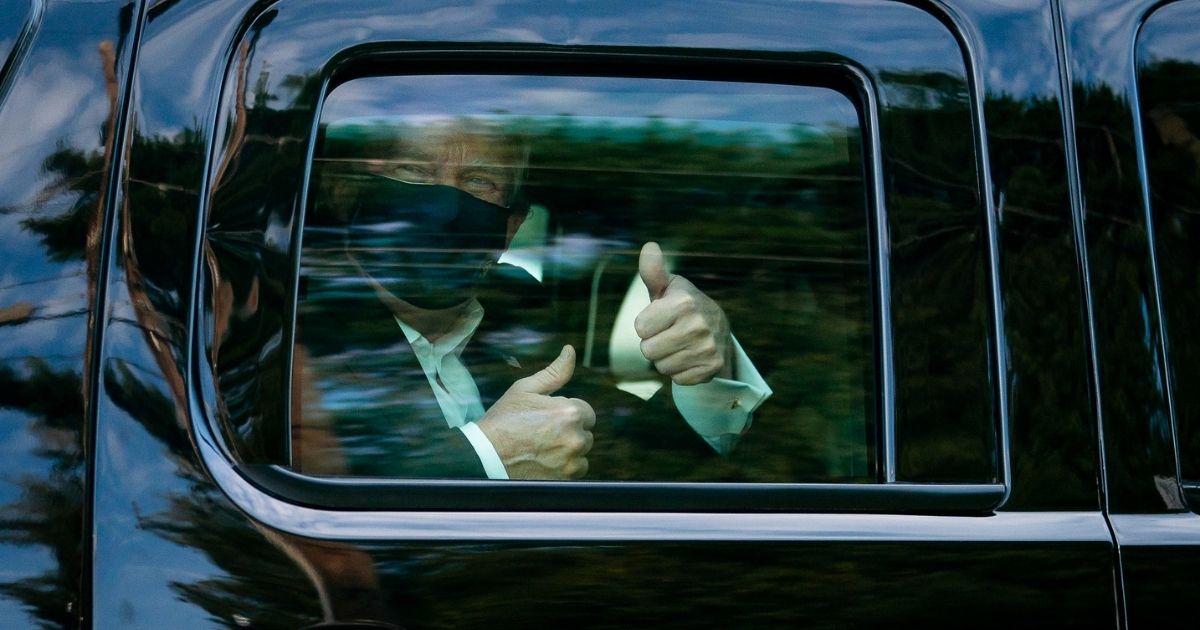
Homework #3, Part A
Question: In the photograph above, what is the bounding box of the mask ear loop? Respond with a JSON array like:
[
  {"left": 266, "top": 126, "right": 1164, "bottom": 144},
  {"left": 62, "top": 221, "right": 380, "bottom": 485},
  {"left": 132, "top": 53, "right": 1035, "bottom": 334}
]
[
  {"left": 341, "top": 184, "right": 365, "bottom": 277},
  {"left": 342, "top": 185, "right": 406, "bottom": 312},
  {"left": 341, "top": 187, "right": 408, "bottom": 312}
]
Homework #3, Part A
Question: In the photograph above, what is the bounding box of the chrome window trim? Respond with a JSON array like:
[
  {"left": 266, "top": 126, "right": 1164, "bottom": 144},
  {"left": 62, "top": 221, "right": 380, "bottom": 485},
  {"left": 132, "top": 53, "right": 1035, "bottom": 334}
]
[
  {"left": 195, "top": 418, "right": 1101, "bottom": 541},
  {"left": 0, "top": 0, "right": 45, "bottom": 111},
  {"left": 1110, "top": 513, "right": 1200, "bottom": 546}
]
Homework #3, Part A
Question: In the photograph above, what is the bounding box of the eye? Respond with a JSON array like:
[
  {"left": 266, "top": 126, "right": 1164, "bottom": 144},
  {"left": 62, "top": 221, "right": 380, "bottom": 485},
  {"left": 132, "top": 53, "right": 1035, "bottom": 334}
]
[
  {"left": 456, "top": 171, "right": 499, "bottom": 196},
  {"left": 460, "top": 173, "right": 500, "bottom": 194},
  {"left": 391, "top": 162, "right": 434, "bottom": 184}
]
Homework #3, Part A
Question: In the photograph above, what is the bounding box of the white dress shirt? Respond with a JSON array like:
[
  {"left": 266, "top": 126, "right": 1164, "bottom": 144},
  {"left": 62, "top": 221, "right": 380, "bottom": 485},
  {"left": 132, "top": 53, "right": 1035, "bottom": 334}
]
[{"left": 392, "top": 301, "right": 511, "bottom": 479}]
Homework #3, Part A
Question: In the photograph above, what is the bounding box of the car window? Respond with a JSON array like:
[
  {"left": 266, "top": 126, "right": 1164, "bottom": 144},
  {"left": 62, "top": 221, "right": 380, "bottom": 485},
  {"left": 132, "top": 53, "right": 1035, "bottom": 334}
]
[
  {"left": 290, "top": 74, "right": 875, "bottom": 482},
  {"left": 198, "top": 25, "right": 1000, "bottom": 509},
  {"left": 1137, "top": 3, "right": 1200, "bottom": 496}
]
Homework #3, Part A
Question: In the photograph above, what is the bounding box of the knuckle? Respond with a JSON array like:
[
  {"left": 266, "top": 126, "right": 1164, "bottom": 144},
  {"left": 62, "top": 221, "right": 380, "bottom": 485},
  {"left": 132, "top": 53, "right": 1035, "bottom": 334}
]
[
  {"left": 580, "top": 407, "right": 596, "bottom": 429},
  {"left": 633, "top": 313, "right": 651, "bottom": 338},
  {"left": 571, "top": 458, "right": 589, "bottom": 479}
]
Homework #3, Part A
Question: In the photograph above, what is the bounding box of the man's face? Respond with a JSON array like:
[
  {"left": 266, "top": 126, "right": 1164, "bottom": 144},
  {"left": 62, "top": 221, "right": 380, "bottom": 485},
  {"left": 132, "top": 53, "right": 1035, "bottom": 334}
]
[
  {"left": 369, "top": 121, "right": 521, "bottom": 208},
  {"left": 342, "top": 120, "right": 528, "bottom": 308}
]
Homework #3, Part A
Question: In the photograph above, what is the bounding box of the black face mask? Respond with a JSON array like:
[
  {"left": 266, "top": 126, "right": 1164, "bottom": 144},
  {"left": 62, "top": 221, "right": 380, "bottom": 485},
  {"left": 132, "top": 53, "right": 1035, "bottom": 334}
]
[{"left": 345, "top": 177, "right": 514, "bottom": 309}]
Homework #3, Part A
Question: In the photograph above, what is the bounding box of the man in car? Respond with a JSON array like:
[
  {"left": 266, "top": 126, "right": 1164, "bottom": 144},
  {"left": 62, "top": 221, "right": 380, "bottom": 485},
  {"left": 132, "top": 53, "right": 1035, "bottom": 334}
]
[{"left": 292, "top": 118, "right": 770, "bottom": 480}]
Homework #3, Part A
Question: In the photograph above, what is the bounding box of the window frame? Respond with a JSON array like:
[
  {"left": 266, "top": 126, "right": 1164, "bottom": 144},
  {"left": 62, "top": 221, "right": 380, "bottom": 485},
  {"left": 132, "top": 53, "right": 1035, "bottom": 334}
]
[
  {"left": 194, "top": 46, "right": 1006, "bottom": 515},
  {"left": 1133, "top": 0, "right": 1200, "bottom": 512}
]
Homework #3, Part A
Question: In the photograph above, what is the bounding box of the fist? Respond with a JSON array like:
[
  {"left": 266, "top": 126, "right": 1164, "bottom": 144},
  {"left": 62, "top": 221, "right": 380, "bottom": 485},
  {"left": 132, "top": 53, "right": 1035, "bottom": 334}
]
[
  {"left": 634, "top": 242, "right": 733, "bottom": 385},
  {"left": 476, "top": 345, "right": 595, "bottom": 479}
]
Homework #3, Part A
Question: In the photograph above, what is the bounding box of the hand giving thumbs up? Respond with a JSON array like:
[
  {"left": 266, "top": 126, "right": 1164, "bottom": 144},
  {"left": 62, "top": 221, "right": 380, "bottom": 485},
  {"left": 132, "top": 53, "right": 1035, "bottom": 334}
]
[
  {"left": 476, "top": 345, "right": 595, "bottom": 479},
  {"left": 634, "top": 242, "right": 734, "bottom": 385}
]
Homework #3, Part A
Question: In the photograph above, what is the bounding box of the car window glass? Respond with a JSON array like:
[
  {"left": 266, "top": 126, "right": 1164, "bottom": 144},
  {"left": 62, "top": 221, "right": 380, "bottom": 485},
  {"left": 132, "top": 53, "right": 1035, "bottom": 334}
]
[
  {"left": 1138, "top": 3, "right": 1200, "bottom": 491},
  {"left": 290, "top": 74, "right": 875, "bottom": 482}
]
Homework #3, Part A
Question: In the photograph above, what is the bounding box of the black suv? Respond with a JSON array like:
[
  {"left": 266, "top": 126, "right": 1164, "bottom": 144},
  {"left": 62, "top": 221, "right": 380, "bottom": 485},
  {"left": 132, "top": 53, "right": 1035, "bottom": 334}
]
[{"left": 2, "top": 0, "right": 1199, "bottom": 627}]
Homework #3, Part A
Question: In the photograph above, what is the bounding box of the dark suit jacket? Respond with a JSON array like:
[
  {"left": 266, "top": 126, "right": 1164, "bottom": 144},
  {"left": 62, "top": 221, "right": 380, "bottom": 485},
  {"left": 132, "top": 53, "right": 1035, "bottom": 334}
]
[{"left": 294, "top": 264, "right": 723, "bottom": 481}]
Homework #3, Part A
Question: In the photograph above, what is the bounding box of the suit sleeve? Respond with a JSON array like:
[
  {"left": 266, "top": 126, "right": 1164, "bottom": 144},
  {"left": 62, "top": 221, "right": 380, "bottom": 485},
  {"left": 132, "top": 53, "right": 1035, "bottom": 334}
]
[
  {"left": 562, "top": 369, "right": 737, "bottom": 481},
  {"left": 354, "top": 427, "right": 488, "bottom": 479}
]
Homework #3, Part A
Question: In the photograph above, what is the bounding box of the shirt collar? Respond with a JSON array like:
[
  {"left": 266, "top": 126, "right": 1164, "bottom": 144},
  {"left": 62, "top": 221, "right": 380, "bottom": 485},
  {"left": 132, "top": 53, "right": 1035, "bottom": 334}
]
[{"left": 393, "top": 298, "right": 484, "bottom": 360}]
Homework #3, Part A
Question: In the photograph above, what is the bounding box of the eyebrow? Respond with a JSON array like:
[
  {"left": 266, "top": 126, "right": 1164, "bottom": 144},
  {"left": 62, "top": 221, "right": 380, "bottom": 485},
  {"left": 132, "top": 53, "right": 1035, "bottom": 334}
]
[
  {"left": 390, "top": 141, "right": 437, "bottom": 162},
  {"left": 460, "top": 162, "right": 508, "bottom": 172}
]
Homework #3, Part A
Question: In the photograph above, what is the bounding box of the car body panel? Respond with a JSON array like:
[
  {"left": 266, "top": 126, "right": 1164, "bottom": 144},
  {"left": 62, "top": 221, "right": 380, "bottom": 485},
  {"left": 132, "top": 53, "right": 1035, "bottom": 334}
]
[{"left": 10, "top": 0, "right": 1200, "bottom": 627}]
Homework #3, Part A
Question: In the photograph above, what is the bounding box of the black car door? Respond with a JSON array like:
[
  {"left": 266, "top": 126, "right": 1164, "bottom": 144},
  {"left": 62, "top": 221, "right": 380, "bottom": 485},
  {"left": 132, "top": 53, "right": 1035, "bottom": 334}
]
[{"left": 3, "top": 0, "right": 1125, "bottom": 627}]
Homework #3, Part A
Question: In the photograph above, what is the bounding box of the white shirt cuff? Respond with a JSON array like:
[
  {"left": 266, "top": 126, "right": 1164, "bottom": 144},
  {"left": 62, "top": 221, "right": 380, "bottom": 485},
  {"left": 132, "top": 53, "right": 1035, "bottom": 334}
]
[
  {"left": 458, "top": 422, "right": 510, "bottom": 479},
  {"left": 672, "top": 335, "right": 772, "bottom": 455}
]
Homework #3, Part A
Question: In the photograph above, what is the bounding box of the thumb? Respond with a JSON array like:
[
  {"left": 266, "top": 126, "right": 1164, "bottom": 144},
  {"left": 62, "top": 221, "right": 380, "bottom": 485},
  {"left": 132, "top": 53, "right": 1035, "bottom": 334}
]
[
  {"left": 512, "top": 344, "right": 576, "bottom": 395},
  {"left": 639, "top": 241, "right": 673, "bottom": 299}
]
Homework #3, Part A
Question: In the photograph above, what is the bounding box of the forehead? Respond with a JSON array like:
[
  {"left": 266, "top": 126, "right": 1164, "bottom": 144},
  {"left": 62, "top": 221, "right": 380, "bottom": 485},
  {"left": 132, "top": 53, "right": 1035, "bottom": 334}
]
[{"left": 393, "top": 120, "right": 523, "bottom": 165}]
